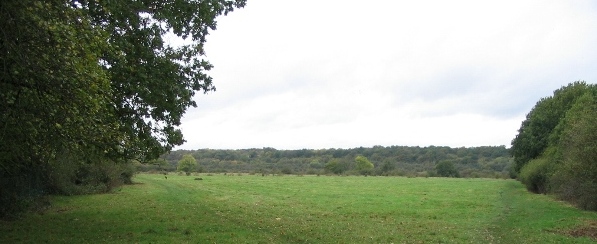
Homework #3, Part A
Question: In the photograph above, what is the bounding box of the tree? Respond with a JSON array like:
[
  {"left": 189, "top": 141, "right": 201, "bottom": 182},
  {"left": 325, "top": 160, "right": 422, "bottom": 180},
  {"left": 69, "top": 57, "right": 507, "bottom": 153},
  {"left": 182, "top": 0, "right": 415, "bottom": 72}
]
[
  {"left": 510, "top": 82, "right": 590, "bottom": 191},
  {"left": 177, "top": 154, "right": 197, "bottom": 175},
  {"left": 435, "top": 161, "right": 459, "bottom": 178},
  {"left": 324, "top": 159, "right": 345, "bottom": 175},
  {"left": 150, "top": 158, "right": 170, "bottom": 171},
  {"left": 550, "top": 90, "right": 597, "bottom": 210},
  {"left": 511, "top": 82, "right": 597, "bottom": 209},
  {"left": 355, "top": 156, "right": 374, "bottom": 175},
  {"left": 0, "top": 0, "right": 245, "bottom": 217},
  {"left": 511, "top": 81, "right": 590, "bottom": 173},
  {"left": 380, "top": 160, "right": 395, "bottom": 175}
]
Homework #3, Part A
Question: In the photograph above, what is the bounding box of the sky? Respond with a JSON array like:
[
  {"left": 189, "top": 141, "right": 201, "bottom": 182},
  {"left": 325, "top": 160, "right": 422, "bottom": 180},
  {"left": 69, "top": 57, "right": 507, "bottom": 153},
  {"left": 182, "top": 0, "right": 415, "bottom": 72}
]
[{"left": 177, "top": 0, "right": 597, "bottom": 150}]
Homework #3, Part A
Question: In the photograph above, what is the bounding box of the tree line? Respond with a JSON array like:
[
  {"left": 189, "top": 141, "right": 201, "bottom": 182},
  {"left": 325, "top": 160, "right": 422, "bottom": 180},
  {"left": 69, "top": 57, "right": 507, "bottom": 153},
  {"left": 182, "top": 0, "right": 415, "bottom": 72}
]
[
  {"left": 511, "top": 81, "right": 597, "bottom": 210},
  {"left": 141, "top": 145, "right": 513, "bottom": 178}
]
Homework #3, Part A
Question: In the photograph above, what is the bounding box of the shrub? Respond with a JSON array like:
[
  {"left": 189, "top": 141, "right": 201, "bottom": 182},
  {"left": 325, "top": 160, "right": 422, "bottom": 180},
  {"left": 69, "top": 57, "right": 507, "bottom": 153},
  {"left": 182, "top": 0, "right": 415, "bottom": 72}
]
[
  {"left": 0, "top": 166, "right": 48, "bottom": 219},
  {"left": 281, "top": 167, "right": 292, "bottom": 174},
  {"left": 177, "top": 154, "right": 197, "bottom": 175},
  {"left": 435, "top": 161, "right": 459, "bottom": 177},
  {"left": 48, "top": 157, "right": 136, "bottom": 196},
  {"left": 355, "top": 156, "right": 374, "bottom": 176},
  {"left": 1, "top": 149, "right": 137, "bottom": 219},
  {"left": 119, "top": 163, "right": 136, "bottom": 185},
  {"left": 551, "top": 162, "right": 597, "bottom": 210},
  {"left": 518, "top": 157, "right": 554, "bottom": 194}
]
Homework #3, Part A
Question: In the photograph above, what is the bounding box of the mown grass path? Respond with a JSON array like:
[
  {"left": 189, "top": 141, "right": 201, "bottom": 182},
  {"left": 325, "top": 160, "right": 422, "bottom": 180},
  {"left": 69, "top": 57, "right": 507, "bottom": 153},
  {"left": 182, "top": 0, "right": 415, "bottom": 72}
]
[{"left": 1, "top": 174, "right": 596, "bottom": 243}]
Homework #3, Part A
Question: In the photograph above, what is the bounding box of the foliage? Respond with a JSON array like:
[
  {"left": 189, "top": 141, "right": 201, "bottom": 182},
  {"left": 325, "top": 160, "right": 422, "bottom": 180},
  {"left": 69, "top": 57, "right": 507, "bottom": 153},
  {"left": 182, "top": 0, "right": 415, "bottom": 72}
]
[
  {"left": 48, "top": 151, "right": 137, "bottom": 195},
  {"left": 324, "top": 159, "right": 345, "bottom": 175},
  {"left": 2, "top": 174, "right": 597, "bottom": 243},
  {"left": 511, "top": 81, "right": 597, "bottom": 210},
  {"left": 0, "top": 0, "right": 245, "bottom": 218},
  {"left": 511, "top": 81, "right": 590, "bottom": 173},
  {"left": 435, "top": 160, "right": 459, "bottom": 177},
  {"left": 1, "top": 0, "right": 114, "bottom": 173},
  {"left": 157, "top": 146, "right": 512, "bottom": 178},
  {"left": 177, "top": 154, "right": 197, "bottom": 175},
  {"left": 518, "top": 156, "right": 555, "bottom": 194},
  {"left": 354, "top": 155, "right": 374, "bottom": 175},
  {"left": 379, "top": 160, "right": 395, "bottom": 175},
  {"left": 549, "top": 91, "right": 597, "bottom": 210},
  {"left": 0, "top": 167, "right": 48, "bottom": 220},
  {"left": 149, "top": 158, "right": 169, "bottom": 171}
]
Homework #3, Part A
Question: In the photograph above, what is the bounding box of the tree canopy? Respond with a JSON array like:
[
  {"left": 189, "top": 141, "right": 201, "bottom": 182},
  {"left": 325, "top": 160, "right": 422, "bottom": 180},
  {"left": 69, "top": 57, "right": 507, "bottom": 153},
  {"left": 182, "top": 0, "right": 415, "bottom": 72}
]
[
  {"left": 177, "top": 154, "right": 198, "bottom": 174},
  {"left": 148, "top": 146, "right": 512, "bottom": 178},
  {"left": 511, "top": 81, "right": 597, "bottom": 210},
  {"left": 0, "top": 0, "right": 245, "bottom": 218},
  {"left": 355, "top": 155, "right": 374, "bottom": 175},
  {"left": 435, "top": 161, "right": 459, "bottom": 178},
  {"left": 510, "top": 81, "right": 590, "bottom": 173}
]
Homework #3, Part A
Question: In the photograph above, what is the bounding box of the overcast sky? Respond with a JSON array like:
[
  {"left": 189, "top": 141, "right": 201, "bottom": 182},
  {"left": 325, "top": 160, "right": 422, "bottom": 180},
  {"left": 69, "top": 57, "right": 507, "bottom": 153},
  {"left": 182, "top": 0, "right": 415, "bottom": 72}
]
[{"left": 177, "top": 0, "right": 597, "bottom": 150}]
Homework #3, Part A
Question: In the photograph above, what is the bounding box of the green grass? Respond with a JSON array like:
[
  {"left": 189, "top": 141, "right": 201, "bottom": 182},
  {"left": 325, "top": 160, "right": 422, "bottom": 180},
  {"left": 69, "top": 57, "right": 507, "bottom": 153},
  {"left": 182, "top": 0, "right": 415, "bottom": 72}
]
[{"left": 1, "top": 174, "right": 596, "bottom": 243}]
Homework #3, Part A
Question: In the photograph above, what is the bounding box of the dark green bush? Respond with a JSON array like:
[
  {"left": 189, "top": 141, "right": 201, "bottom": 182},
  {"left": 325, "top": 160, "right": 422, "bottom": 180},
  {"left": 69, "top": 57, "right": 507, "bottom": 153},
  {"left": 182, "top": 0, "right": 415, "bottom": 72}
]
[
  {"left": 0, "top": 165, "right": 48, "bottom": 219},
  {"left": 435, "top": 161, "right": 460, "bottom": 178},
  {"left": 551, "top": 162, "right": 597, "bottom": 210},
  {"left": 48, "top": 152, "right": 136, "bottom": 195},
  {"left": 0, "top": 154, "right": 136, "bottom": 218},
  {"left": 281, "top": 167, "right": 292, "bottom": 174}
]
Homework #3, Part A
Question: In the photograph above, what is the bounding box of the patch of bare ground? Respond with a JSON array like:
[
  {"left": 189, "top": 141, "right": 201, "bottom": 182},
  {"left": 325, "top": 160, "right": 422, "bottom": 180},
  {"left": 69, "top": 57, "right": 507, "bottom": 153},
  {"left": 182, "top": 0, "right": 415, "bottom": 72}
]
[{"left": 562, "top": 220, "right": 597, "bottom": 240}]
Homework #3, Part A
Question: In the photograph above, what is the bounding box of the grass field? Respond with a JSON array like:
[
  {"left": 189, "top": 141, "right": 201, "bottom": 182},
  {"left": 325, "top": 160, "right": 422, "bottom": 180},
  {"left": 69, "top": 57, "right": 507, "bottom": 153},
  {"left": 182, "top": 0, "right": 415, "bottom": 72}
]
[{"left": 1, "top": 173, "right": 596, "bottom": 243}]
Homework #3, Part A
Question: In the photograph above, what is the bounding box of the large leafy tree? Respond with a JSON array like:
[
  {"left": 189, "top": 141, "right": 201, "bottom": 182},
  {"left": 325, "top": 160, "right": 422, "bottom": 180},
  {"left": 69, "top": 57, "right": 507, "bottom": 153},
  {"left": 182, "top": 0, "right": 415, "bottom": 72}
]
[
  {"left": 83, "top": 0, "right": 246, "bottom": 160},
  {"left": 511, "top": 81, "right": 597, "bottom": 209},
  {"left": 510, "top": 81, "right": 590, "bottom": 173},
  {"left": 1, "top": 0, "right": 245, "bottom": 166},
  {"left": 550, "top": 90, "right": 597, "bottom": 210},
  {"left": 1, "top": 0, "right": 113, "bottom": 174},
  {"left": 0, "top": 0, "right": 245, "bottom": 216}
]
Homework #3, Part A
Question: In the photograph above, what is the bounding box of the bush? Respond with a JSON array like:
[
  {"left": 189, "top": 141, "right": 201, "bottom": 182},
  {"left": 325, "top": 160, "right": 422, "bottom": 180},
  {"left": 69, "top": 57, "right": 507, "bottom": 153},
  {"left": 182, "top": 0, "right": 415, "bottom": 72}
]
[
  {"left": 120, "top": 163, "right": 136, "bottom": 185},
  {"left": 1, "top": 152, "right": 136, "bottom": 219},
  {"left": 551, "top": 162, "right": 597, "bottom": 210},
  {"left": 48, "top": 152, "right": 136, "bottom": 195},
  {"left": 518, "top": 157, "right": 554, "bottom": 194},
  {"left": 355, "top": 156, "right": 374, "bottom": 176},
  {"left": 435, "top": 161, "right": 459, "bottom": 177},
  {"left": 177, "top": 154, "right": 197, "bottom": 175},
  {"left": 281, "top": 167, "right": 292, "bottom": 174},
  {"left": 0, "top": 165, "right": 48, "bottom": 220}
]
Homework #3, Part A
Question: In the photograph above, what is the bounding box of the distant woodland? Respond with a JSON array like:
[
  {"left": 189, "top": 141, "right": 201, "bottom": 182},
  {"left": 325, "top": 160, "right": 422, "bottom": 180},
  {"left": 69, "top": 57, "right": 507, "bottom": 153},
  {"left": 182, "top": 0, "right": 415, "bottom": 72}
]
[{"left": 142, "top": 146, "right": 513, "bottom": 178}]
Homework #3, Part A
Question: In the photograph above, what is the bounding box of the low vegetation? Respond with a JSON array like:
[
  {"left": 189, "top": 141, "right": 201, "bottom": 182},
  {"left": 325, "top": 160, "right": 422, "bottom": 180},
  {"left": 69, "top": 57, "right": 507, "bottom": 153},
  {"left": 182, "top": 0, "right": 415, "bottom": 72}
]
[{"left": 1, "top": 174, "right": 596, "bottom": 243}]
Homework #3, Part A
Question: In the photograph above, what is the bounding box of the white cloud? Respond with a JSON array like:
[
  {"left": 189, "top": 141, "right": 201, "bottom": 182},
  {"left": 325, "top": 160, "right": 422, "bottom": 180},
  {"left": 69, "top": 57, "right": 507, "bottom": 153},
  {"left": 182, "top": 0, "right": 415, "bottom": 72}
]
[{"left": 178, "top": 0, "right": 597, "bottom": 150}]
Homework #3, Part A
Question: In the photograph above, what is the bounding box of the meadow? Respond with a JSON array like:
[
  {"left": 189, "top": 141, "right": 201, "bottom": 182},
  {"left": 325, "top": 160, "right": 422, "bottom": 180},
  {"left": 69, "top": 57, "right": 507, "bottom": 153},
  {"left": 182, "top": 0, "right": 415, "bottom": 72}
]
[{"left": 1, "top": 173, "right": 596, "bottom": 243}]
